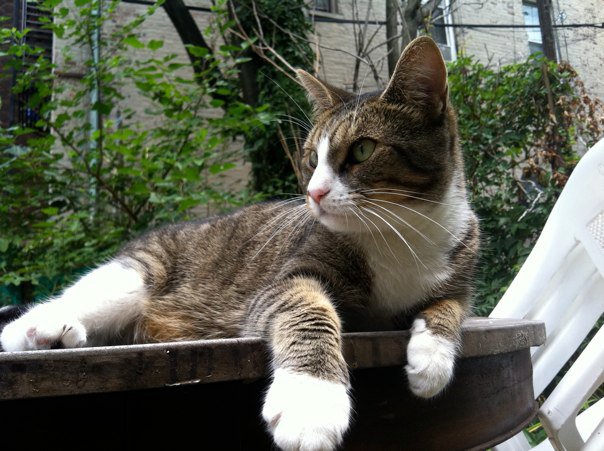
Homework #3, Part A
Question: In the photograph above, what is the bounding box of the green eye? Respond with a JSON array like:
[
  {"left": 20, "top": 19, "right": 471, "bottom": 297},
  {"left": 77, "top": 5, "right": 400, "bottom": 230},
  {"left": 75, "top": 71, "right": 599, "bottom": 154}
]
[
  {"left": 309, "top": 150, "right": 318, "bottom": 168},
  {"left": 351, "top": 139, "right": 376, "bottom": 163}
]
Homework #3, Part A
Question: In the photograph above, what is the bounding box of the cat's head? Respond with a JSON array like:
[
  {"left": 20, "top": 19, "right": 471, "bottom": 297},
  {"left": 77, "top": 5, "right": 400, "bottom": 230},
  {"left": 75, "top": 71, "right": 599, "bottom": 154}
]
[{"left": 297, "top": 36, "right": 463, "bottom": 234}]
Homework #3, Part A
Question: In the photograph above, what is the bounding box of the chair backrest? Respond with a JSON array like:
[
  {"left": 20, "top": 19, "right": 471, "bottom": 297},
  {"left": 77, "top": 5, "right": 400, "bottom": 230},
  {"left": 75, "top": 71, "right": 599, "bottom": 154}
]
[{"left": 489, "top": 138, "right": 604, "bottom": 449}]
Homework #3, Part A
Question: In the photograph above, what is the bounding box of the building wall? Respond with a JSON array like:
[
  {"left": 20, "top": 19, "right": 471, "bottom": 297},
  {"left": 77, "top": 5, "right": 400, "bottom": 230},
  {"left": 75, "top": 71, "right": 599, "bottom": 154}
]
[
  {"left": 554, "top": 0, "right": 604, "bottom": 100},
  {"left": 311, "top": 0, "right": 390, "bottom": 92},
  {"left": 453, "top": 0, "right": 531, "bottom": 65},
  {"left": 450, "top": 0, "right": 604, "bottom": 100}
]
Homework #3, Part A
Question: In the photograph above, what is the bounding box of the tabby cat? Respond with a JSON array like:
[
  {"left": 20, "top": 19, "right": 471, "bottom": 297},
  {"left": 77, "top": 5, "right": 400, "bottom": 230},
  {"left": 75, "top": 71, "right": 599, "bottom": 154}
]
[{"left": 1, "top": 36, "right": 479, "bottom": 450}]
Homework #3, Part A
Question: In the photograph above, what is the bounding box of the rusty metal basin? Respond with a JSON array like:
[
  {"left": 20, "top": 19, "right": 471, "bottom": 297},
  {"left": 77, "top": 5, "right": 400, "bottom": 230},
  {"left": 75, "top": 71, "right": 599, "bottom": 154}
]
[{"left": 0, "top": 317, "right": 544, "bottom": 450}]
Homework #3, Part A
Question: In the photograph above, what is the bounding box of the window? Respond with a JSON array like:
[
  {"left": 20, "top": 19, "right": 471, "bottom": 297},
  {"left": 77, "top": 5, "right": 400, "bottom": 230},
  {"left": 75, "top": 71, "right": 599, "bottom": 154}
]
[
  {"left": 523, "top": 2, "right": 543, "bottom": 54},
  {"left": 421, "top": 0, "right": 456, "bottom": 61},
  {"left": 313, "top": 0, "right": 337, "bottom": 14}
]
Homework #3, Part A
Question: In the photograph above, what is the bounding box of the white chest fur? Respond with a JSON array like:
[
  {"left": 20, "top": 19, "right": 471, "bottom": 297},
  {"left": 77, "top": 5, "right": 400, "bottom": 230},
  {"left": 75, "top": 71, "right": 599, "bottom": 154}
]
[
  {"left": 358, "top": 189, "right": 471, "bottom": 315},
  {"left": 363, "top": 231, "right": 451, "bottom": 314}
]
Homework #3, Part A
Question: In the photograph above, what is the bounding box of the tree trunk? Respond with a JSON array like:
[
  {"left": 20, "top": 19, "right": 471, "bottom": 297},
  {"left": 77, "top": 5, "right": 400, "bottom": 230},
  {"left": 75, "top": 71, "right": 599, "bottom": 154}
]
[
  {"left": 162, "top": 0, "right": 213, "bottom": 75},
  {"left": 385, "top": 0, "right": 399, "bottom": 76}
]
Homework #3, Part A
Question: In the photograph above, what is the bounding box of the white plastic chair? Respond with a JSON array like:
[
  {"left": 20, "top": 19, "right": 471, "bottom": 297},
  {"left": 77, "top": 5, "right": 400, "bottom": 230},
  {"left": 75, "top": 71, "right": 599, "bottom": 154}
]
[{"left": 489, "top": 138, "right": 604, "bottom": 451}]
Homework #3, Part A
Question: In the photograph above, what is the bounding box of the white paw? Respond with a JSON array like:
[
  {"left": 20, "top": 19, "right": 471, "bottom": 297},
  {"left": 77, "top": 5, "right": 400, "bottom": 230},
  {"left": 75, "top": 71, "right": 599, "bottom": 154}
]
[
  {"left": 263, "top": 368, "right": 351, "bottom": 451},
  {"left": 405, "top": 318, "right": 457, "bottom": 398},
  {"left": 0, "top": 304, "right": 87, "bottom": 351}
]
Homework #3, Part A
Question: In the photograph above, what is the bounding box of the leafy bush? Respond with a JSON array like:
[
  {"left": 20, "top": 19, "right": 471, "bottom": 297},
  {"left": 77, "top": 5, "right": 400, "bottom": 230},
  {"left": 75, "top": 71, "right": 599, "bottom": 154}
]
[
  {"left": 448, "top": 54, "right": 603, "bottom": 315},
  {"left": 0, "top": 0, "right": 270, "bottom": 303}
]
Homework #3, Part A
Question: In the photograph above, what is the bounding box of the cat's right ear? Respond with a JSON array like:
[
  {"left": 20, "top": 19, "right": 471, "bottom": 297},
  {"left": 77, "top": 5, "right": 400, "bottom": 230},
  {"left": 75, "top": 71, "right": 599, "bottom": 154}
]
[
  {"left": 380, "top": 36, "right": 448, "bottom": 119},
  {"left": 297, "top": 69, "right": 353, "bottom": 113}
]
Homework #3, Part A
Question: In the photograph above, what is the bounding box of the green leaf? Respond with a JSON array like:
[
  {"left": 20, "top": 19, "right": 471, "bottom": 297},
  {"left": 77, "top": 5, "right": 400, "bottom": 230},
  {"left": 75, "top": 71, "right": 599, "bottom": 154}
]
[
  {"left": 147, "top": 39, "right": 164, "bottom": 51},
  {"left": 209, "top": 162, "right": 236, "bottom": 175},
  {"left": 123, "top": 36, "right": 145, "bottom": 49},
  {"left": 185, "top": 45, "right": 208, "bottom": 58},
  {"left": 178, "top": 198, "right": 199, "bottom": 211},
  {"left": 41, "top": 207, "right": 58, "bottom": 216},
  {"left": 219, "top": 44, "right": 241, "bottom": 53}
]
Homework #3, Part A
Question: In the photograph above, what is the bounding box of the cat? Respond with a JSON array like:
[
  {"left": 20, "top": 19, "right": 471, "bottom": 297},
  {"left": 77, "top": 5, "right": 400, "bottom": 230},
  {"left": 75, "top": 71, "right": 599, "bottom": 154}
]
[{"left": 0, "top": 36, "right": 479, "bottom": 450}]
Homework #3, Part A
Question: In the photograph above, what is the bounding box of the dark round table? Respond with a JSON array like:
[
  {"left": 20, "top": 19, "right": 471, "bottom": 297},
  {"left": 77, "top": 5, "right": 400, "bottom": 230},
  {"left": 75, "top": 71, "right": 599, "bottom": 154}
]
[{"left": 0, "top": 317, "right": 544, "bottom": 450}]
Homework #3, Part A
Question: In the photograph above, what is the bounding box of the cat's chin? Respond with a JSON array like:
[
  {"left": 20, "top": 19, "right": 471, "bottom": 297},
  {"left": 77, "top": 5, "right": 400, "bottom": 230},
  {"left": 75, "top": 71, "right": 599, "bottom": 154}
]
[{"left": 316, "top": 212, "right": 362, "bottom": 234}]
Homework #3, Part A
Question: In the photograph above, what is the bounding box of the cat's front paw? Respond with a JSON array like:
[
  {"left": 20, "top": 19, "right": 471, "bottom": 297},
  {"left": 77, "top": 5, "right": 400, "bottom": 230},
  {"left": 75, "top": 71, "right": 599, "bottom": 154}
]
[
  {"left": 263, "top": 368, "right": 351, "bottom": 451},
  {"left": 405, "top": 318, "right": 457, "bottom": 398},
  {"left": 0, "top": 306, "right": 87, "bottom": 351}
]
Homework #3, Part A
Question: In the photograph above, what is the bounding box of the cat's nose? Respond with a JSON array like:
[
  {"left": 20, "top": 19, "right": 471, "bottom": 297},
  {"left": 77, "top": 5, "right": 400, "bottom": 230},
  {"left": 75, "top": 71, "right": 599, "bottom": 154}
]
[{"left": 308, "top": 187, "right": 330, "bottom": 204}]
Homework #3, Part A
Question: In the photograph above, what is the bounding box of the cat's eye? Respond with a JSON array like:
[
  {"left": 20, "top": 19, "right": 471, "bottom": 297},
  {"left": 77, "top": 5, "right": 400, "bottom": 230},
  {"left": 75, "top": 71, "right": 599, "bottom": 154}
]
[
  {"left": 309, "top": 150, "right": 318, "bottom": 168},
  {"left": 351, "top": 139, "right": 376, "bottom": 163}
]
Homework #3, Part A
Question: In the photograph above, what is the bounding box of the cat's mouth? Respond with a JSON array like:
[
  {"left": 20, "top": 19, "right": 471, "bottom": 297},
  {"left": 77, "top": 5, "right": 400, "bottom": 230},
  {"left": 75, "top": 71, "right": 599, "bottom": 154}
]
[{"left": 307, "top": 198, "right": 356, "bottom": 233}]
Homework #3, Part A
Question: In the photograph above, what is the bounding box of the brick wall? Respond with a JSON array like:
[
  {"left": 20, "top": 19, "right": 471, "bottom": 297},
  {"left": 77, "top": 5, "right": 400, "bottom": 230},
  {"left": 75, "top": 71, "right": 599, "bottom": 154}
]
[
  {"left": 453, "top": 0, "right": 530, "bottom": 65},
  {"left": 451, "top": 0, "right": 603, "bottom": 100},
  {"left": 554, "top": 0, "right": 604, "bottom": 100},
  {"left": 311, "top": 0, "right": 389, "bottom": 92}
]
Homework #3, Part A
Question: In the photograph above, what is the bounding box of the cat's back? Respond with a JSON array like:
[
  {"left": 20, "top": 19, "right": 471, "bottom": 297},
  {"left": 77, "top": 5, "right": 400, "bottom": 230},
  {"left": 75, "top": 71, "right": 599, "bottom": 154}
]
[
  {"left": 119, "top": 200, "right": 371, "bottom": 340},
  {"left": 120, "top": 200, "right": 370, "bottom": 298},
  {"left": 120, "top": 200, "right": 310, "bottom": 279}
]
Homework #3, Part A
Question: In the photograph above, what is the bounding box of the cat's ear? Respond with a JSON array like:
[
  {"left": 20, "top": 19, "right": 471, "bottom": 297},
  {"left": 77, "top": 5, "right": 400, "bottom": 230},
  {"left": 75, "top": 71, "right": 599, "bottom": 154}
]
[
  {"left": 381, "top": 36, "right": 448, "bottom": 117},
  {"left": 297, "top": 69, "right": 354, "bottom": 113}
]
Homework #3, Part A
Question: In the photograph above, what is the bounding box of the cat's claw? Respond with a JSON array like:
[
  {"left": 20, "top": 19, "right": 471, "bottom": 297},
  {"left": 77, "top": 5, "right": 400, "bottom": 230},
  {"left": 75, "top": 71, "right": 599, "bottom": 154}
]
[
  {"left": 1, "top": 305, "right": 87, "bottom": 351},
  {"left": 263, "top": 368, "right": 351, "bottom": 451},
  {"left": 406, "top": 318, "right": 456, "bottom": 398}
]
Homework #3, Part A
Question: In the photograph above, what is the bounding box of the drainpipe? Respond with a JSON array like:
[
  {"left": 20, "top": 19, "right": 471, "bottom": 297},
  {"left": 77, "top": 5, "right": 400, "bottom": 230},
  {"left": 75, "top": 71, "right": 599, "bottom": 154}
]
[{"left": 90, "top": 1, "right": 100, "bottom": 152}]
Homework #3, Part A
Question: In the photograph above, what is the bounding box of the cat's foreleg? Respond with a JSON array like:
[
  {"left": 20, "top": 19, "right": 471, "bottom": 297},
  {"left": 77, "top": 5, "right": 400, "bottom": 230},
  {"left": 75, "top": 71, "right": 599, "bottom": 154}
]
[
  {"left": 0, "top": 258, "right": 146, "bottom": 351},
  {"left": 406, "top": 298, "right": 468, "bottom": 398},
  {"left": 246, "top": 276, "right": 351, "bottom": 451}
]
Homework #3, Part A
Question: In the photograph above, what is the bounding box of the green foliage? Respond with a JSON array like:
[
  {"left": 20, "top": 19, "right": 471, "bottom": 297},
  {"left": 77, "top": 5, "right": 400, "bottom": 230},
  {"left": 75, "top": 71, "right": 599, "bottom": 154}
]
[
  {"left": 448, "top": 55, "right": 603, "bottom": 315},
  {"left": 0, "top": 0, "right": 269, "bottom": 303}
]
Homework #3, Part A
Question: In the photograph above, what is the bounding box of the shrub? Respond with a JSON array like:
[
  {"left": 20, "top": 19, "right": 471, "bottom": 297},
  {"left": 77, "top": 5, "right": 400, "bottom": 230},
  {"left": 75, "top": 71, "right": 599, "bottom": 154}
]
[
  {"left": 0, "top": 0, "right": 269, "bottom": 303},
  {"left": 448, "top": 54, "right": 603, "bottom": 315}
]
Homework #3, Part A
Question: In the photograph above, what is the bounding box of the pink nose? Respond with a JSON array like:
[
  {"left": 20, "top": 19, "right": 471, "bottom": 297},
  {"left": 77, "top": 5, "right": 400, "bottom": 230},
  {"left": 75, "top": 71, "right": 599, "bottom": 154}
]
[{"left": 308, "top": 187, "right": 330, "bottom": 204}]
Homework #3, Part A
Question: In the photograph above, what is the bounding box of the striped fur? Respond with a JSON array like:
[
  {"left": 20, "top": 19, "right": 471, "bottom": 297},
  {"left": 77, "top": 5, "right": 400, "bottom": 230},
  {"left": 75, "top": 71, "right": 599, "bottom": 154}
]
[{"left": 1, "top": 37, "right": 479, "bottom": 450}]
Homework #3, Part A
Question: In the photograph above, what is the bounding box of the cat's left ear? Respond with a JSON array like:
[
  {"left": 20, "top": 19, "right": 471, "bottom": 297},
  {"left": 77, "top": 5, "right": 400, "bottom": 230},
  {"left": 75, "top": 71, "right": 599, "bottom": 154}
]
[
  {"left": 297, "top": 69, "right": 354, "bottom": 114},
  {"left": 381, "top": 36, "right": 448, "bottom": 118}
]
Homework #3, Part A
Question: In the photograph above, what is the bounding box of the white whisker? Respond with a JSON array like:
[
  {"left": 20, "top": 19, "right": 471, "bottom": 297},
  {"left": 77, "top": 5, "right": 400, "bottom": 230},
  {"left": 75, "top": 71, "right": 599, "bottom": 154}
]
[
  {"left": 368, "top": 197, "right": 472, "bottom": 252},
  {"left": 252, "top": 205, "right": 309, "bottom": 259},
  {"left": 359, "top": 188, "right": 452, "bottom": 206},
  {"left": 249, "top": 203, "right": 304, "bottom": 242},
  {"left": 264, "top": 197, "right": 306, "bottom": 211},
  {"left": 278, "top": 114, "right": 312, "bottom": 133},
  {"left": 362, "top": 199, "right": 435, "bottom": 246},
  {"left": 281, "top": 209, "right": 313, "bottom": 253},
  {"left": 353, "top": 207, "right": 400, "bottom": 263},
  {"left": 347, "top": 206, "right": 384, "bottom": 258},
  {"left": 362, "top": 207, "right": 427, "bottom": 271},
  {"left": 262, "top": 71, "right": 313, "bottom": 126}
]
